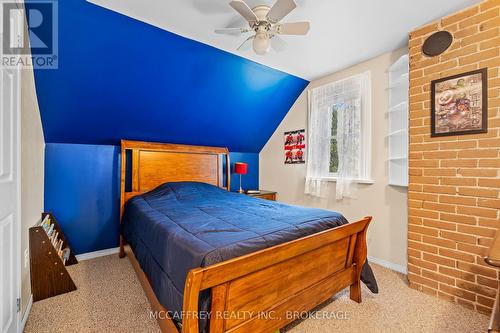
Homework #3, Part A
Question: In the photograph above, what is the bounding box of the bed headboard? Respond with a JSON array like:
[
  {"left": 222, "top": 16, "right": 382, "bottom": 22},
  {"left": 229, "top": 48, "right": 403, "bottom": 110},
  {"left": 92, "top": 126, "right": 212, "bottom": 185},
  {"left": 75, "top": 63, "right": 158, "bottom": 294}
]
[{"left": 120, "top": 140, "right": 230, "bottom": 218}]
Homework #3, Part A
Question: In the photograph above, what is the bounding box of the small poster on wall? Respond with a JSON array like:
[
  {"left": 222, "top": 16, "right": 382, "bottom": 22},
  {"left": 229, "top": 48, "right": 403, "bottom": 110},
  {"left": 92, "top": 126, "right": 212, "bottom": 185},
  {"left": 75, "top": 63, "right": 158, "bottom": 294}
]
[{"left": 284, "top": 129, "right": 306, "bottom": 164}]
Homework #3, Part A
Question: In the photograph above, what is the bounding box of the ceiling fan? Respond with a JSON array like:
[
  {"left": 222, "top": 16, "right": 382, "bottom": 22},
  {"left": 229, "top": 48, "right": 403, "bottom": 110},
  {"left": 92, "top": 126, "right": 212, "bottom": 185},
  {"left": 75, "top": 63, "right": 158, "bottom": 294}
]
[{"left": 215, "top": 0, "right": 310, "bottom": 55}]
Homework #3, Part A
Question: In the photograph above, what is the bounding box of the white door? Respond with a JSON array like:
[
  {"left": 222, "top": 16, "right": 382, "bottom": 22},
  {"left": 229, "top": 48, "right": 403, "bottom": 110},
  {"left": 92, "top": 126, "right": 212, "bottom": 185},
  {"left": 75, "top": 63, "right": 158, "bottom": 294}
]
[{"left": 0, "top": 4, "right": 22, "bottom": 333}]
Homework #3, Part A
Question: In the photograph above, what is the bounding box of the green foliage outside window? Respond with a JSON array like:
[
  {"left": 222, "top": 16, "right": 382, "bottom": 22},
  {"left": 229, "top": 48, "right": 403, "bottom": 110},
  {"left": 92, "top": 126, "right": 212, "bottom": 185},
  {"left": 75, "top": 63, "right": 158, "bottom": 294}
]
[{"left": 330, "top": 106, "right": 338, "bottom": 173}]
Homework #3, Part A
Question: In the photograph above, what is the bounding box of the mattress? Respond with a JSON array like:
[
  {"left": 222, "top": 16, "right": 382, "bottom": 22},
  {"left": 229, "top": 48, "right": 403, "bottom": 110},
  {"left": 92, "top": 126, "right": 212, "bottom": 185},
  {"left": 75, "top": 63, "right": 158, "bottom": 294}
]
[{"left": 121, "top": 181, "right": 378, "bottom": 330}]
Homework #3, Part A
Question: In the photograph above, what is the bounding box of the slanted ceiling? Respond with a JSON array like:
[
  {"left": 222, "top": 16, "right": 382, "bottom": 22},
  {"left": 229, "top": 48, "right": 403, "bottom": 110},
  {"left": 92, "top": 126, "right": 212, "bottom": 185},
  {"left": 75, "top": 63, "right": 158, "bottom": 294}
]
[{"left": 32, "top": 0, "right": 308, "bottom": 153}]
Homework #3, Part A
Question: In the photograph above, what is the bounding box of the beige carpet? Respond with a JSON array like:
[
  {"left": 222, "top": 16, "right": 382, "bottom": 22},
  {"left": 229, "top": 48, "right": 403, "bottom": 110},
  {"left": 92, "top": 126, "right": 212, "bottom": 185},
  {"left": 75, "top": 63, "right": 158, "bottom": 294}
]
[{"left": 24, "top": 255, "right": 489, "bottom": 333}]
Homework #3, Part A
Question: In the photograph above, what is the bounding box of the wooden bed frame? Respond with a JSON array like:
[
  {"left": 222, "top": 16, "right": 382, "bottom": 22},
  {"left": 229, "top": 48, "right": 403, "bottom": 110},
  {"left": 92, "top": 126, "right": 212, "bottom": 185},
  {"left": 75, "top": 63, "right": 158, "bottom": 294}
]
[{"left": 119, "top": 140, "right": 372, "bottom": 333}]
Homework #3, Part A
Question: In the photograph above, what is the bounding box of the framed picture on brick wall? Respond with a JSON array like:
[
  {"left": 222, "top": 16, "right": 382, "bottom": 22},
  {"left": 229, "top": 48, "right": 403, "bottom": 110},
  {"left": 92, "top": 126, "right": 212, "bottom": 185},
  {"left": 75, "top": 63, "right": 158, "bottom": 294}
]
[{"left": 431, "top": 68, "right": 488, "bottom": 137}]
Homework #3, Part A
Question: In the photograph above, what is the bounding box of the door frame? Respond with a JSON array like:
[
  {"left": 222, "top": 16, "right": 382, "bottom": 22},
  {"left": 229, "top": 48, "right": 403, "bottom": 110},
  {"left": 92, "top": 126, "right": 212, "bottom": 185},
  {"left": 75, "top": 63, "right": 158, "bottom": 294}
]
[
  {"left": 14, "top": 66, "right": 21, "bottom": 333},
  {"left": 15, "top": 65, "right": 22, "bottom": 333},
  {"left": 0, "top": 47, "right": 22, "bottom": 333},
  {"left": 1, "top": 0, "right": 23, "bottom": 331},
  {"left": 15, "top": 1, "right": 23, "bottom": 331},
  {"left": 14, "top": 1, "right": 22, "bottom": 331}
]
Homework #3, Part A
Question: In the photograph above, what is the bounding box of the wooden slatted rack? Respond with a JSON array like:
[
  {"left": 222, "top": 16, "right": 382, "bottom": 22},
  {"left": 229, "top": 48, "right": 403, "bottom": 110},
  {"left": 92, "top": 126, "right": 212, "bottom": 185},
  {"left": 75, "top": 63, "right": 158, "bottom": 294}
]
[{"left": 29, "top": 212, "right": 78, "bottom": 301}]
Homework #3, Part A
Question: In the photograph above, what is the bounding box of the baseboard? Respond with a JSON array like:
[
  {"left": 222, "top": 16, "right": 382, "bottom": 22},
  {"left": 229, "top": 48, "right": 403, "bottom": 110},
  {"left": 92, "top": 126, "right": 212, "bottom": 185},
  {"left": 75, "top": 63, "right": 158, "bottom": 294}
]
[
  {"left": 20, "top": 294, "right": 33, "bottom": 332},
  {"left": 75, "top": 247, "right": 120, "bottom": 261},
  {"left": 368, "top": 256, "right": 407, "bottom": 275}
]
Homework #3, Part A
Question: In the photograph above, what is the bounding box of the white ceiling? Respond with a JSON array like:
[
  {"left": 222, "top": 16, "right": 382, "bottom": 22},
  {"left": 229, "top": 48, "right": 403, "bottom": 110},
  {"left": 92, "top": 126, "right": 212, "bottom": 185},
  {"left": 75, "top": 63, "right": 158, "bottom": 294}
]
[{"left": 87, "top": 0, "right": 480, "bottom": 80}]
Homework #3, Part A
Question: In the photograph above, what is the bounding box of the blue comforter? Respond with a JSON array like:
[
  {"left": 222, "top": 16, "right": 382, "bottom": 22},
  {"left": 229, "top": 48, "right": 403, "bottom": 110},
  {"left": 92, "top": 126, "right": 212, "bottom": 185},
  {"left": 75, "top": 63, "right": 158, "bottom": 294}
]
[{"left": 121, "top": 182, "right": 377, "bottom": 328}]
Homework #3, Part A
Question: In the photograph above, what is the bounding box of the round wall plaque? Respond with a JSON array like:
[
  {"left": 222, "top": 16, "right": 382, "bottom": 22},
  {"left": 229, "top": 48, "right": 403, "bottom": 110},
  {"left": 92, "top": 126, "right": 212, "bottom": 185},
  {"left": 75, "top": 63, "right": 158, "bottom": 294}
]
[{"left": 422, "top": 31, "right": 453, "bottom": 57}]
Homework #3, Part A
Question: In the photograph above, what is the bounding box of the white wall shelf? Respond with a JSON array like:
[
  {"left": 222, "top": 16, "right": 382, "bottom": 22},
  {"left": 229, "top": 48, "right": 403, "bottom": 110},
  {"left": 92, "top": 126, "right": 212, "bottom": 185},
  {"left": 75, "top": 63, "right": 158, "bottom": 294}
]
[
  {"left": 387, "top": 54, "right": 409, "bottom": 187},
  {"left": 387, "top": 73, "right": 409, "bottom": 89},
  {"left": 388, "top": 129, "right": 407, "bottom": 137},
  {"left": 388, "top": 101, "right": 408, "bottom": 113}
]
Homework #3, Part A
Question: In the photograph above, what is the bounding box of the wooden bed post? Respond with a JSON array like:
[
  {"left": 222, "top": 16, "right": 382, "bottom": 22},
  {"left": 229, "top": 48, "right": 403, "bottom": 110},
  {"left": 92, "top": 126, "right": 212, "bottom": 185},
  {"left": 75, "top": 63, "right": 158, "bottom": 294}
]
[
  {"left": 350, "top": 216, "right": 371, "bottom": 303},
  {"left": 119, "top": 236, "right": 126, "bottom": 258},
  {"left": 225, "top": 153, "right": 230, "bottom": 191},
  {"left": 181, "top": 270, "right": 204, "bottom": 333},
  {"left": 119, "top": 140, "right": 127, "bottom": 258}
]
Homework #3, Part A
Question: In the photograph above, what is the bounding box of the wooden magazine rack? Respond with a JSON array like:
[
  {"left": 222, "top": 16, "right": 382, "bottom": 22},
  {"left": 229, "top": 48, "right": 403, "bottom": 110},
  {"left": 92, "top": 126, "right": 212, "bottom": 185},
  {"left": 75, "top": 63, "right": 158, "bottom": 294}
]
[{"left": 29, "top": 212, "right": 78, "bottom": 302}]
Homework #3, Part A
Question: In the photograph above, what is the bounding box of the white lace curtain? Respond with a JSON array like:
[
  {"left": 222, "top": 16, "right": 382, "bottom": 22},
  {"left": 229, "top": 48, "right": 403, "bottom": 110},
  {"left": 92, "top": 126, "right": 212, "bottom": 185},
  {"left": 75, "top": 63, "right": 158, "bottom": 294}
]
[
  {"left": 336, "top": 100, "right": 361, "bottom": 199},
  {"left": 305, "top": 72, "right": 370, "bottom": 200},
  {"left": 305, "top": 88, "right": 332, "bottom": 197}
]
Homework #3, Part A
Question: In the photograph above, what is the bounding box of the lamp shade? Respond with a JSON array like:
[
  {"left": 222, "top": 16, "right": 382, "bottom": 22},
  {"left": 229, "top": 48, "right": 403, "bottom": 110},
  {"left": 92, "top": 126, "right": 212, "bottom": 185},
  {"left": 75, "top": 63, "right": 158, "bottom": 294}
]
[{"left": 234, "top": 162, "right": 248, "bottom": 175}]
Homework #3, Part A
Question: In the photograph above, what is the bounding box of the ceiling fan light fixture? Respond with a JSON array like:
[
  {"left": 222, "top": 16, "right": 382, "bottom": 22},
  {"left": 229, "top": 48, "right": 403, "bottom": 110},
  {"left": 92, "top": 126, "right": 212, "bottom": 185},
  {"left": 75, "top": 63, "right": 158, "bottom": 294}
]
[
  {"left": 253, "top": 33, "right": 271, "bottom": 55},
  {"left": 216, "top": 0, "right": 309, "bottom": 55}
]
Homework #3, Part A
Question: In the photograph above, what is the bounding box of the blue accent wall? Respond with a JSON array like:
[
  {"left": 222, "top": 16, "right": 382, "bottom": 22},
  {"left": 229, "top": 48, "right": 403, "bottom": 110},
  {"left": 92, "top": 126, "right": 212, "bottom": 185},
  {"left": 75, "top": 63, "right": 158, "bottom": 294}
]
[
  {"left": 37, "top": 0, "right": 308, "bottom": 254},
  {"left": 44, "top": 143, "right": 120, "bottom": 254},
  {"left": 33, "top": 0, "right": 308, "bottom": 152}
]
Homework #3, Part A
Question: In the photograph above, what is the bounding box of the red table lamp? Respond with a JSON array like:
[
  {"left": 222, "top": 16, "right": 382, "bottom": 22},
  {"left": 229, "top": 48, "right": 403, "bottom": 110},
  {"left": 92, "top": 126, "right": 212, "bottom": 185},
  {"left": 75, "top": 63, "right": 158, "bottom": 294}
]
[{"left": 234, "top": 162, "right": 248, "bottom": 193}]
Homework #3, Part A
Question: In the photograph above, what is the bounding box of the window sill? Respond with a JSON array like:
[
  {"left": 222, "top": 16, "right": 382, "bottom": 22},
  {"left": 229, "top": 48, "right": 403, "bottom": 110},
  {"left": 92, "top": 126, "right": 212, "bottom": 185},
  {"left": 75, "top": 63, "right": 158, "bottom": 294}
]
[{"left": 320, "top": 177, "right": 375, "bottom": 185}]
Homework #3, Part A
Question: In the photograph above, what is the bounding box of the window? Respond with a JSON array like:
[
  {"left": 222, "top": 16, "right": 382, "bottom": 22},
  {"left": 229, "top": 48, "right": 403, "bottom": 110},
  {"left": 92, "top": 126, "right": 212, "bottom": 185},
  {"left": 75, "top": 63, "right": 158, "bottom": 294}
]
[
  {"left": 305, "top": 72, "right": 372, "bottom": 198},
  {"left": 323, "top": 72, "right": 371, "bottom": 181}
]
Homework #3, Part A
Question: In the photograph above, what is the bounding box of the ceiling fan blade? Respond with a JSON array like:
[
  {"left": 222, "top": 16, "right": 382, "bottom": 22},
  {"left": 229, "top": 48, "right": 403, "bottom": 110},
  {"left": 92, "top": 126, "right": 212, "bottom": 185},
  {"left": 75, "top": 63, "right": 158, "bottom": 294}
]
[
  {"left": 275, "top": 22, "right": 310, "bottom": 35},
  {"left": 215, "top": 27, "right": 250, "bottom": 35},
  {"left": 237, "top": 35, "right": 255, "bottom": 51},
  {"left": 270, "top": 35, "right": 287, "bottom": 52},
  {"left": 229, "top": 0, "right": 258, "bottom": 24},
  {"left": 267, "top": 0, "right": 297, "bottom": 23}
]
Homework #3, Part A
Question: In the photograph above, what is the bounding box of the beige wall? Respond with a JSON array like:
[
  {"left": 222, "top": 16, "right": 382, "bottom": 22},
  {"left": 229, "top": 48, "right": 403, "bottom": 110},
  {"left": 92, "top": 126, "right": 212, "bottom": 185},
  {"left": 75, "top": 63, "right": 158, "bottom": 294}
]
[
  {"left": 20, "top": 29, "right": 45, "bottom": 315},
  {"left": 260, "top": 48, "right": 408, "bottom": 269}
]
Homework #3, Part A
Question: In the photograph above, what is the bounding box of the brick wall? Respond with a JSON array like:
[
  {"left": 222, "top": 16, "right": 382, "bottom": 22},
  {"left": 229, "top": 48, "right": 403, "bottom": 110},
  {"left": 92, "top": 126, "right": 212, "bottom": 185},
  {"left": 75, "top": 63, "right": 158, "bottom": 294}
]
[{"left": 408, "top": 0, "right": 500, "bottom": 314}]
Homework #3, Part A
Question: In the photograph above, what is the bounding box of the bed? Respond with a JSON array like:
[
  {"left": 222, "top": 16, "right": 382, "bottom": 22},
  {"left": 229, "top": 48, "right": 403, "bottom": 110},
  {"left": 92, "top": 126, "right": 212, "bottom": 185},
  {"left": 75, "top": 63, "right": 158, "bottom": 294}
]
[{"left": 119, "top": 140, "right": 375, "bottom": 333}]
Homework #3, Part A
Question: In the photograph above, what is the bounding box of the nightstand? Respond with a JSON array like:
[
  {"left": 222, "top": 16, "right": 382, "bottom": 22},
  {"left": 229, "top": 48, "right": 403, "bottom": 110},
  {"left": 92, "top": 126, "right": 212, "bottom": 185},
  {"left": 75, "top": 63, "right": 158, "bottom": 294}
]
[{"left": 244, "top": 190, "right": 277, "bottom": 201}]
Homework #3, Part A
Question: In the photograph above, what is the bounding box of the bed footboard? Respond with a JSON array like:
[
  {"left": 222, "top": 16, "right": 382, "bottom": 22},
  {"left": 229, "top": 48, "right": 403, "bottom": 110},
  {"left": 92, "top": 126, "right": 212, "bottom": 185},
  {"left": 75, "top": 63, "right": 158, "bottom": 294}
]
[{"left": 182, "top": 216, "right": 372, "bottom": 333}]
